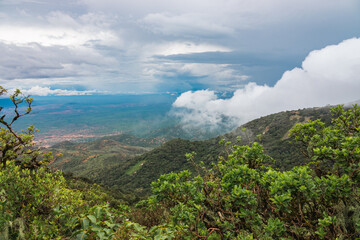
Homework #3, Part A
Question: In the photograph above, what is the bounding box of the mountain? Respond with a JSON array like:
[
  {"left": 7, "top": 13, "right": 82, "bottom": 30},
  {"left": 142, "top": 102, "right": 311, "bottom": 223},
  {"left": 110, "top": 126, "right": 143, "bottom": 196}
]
[
  {"left": 105, "top": 106, "right": 333, "bottom": 195},
  {"left": 49, "top": 106, "right": 333, "bottom": 196}
]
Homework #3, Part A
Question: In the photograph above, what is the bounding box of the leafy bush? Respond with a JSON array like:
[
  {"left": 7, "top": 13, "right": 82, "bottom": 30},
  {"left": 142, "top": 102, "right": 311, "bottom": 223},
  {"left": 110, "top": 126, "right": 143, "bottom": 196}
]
[
  {"left": 144, "top": 105, "right": 360, "bottom": 239},
  {"left": 72, "top": 204, "right": 123, "bottom": 240},
  {"left": 0, "top": 88, "right": 128, "bottom": 239},
  {"left": 0, "top": 161, "right": 86, "bottom": 239}
]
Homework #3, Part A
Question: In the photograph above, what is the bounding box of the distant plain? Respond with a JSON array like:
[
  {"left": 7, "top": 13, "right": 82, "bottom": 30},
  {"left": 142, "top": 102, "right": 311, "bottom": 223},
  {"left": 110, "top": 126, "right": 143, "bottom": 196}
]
[{"left": 0, "top": 94, "right": 233, "bottom": 146}]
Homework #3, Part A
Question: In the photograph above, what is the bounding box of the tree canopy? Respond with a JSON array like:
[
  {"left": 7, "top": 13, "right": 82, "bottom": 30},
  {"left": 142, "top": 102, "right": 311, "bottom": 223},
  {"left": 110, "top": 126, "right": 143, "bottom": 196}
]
[{"left": 138, "top": 105, "right": 360, "bottom": 239}]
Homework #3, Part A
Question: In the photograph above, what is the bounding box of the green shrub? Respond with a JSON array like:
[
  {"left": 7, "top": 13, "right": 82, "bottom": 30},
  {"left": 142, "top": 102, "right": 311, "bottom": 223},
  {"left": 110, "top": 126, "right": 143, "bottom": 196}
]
[
  {"left": 144, "top": 105, "right": 360, "bottom": 239},
  {"left": 0, "top": 161, "right": 87, "bottom": 239}
]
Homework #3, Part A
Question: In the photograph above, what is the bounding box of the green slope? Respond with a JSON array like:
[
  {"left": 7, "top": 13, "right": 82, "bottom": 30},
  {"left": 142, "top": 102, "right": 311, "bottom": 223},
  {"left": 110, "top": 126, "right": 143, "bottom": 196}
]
[
  {"left": 50, "top": 106, "right": 333, "bottom": 196},
  {"left": 225, "top": 106, "right": 332, "bottom": 169},
  {"left": 48, "top": 134, "right": 161, "bottom": 186},
  {"left": 99, "top": 107, "right": 333, "bottom": 195}
]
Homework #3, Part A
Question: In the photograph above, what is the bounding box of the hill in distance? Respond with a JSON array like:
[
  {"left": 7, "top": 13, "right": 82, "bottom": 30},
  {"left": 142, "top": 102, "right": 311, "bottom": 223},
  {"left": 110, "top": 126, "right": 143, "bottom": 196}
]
[
  {"left": 48, "top": 134, "right": 165, "bottom": 184},
  {"left": 49, "top": 106, "right": 333, "bottom": 196}
]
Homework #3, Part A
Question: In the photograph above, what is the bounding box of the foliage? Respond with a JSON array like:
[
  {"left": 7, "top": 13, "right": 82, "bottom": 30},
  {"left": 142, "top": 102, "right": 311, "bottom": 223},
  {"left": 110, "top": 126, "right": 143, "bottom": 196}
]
[
  {"left": 1, "top": 86, "right": 359, "bottom": 240},
  {"left": 290, "top": 105, "right": 360, "bottom": 180},
  {"left": 72, "top": 204, "right": 122, "bottom": 240},
  {"left": 0, "top": 87, "right": 52, "bottom": 170},
  {"left": 143, "top": 105, "right": 360, "bottom": 239},
  {"left": 0, "top": 161, "right": 85, "bottom": 239},
  {"left": 0, "top": 156, "right": 134, "bottom": 239},
  {"left": 63, "top": 172, "right": 139, "bottom": 206},
  {"left": 116, "top": 222, "right": 179, "bottom": 240},
  {"left": 0, "top": 88, "right": 128, "bottom": 239}
]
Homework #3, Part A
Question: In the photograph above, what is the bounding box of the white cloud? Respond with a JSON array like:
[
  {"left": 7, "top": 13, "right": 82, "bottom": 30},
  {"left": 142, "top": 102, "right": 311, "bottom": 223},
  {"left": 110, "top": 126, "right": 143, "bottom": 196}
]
[
  {"left": 0, "top": 10, "right": 124, "bottom": 90},
  {"left": 0, "top": 41, "right": 117, "bottom": 81},
  {"left": 143, "top": 62, "right": 249, "bottom": 89},
  {"left": 173, "top": 38, "right": 360, "bottom": 128},
  {"left": 142, "top": 13, "right": 235, "bottom": 37},
  {"left": 146, "top": 42, "right": 231, "bottom": 57},
  {"left": 12, "top": 86, "right": 99, "bottom": 96},
  {"left": 0, "top": 20, "right": 118, "bottom": 48},
  {"left": 139, "top": 42, "right": 244, "bottom": 90},
  {"left": 0, "top": 0, "right": 359, "bottom": 94},
  {"left": 83, "top": 0, "right": 356, "bottom": 29},
  {"left": 108, "top": 2, "right": 355, "bottom": 34},
  {"left": 46, "top": 11, "right": 80, "bottom": 28}
]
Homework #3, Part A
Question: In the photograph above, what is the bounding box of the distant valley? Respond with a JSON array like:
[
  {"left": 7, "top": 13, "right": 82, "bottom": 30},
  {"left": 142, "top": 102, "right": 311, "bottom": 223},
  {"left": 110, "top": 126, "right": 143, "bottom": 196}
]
[
  {"left": 49, "top": 105, "right": 333, "bottom": 196},
  {"left": 0, "top": 94, "right": 236, "bottom": 146}
]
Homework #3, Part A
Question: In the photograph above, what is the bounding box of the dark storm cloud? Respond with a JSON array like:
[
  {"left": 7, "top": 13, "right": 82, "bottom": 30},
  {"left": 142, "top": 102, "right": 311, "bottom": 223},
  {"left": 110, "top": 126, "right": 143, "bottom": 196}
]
[{"left": 0, "top": 0, "right": 359, "bottom": 94}]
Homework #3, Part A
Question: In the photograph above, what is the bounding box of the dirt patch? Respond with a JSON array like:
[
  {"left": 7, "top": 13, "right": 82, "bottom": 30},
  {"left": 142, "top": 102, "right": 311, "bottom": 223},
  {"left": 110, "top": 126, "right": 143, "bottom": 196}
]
[
  {"left": 82, "top": 154, "right": 98, "bottom": 163},
  {"left": 290, "top": 115, "right": 301, "bottom": 120},
  {"left": 282, "top": 116, "right": 312, "bottom": 140},
  {"left": 262, "top": 126, "right": 270, "bottom": 135}
]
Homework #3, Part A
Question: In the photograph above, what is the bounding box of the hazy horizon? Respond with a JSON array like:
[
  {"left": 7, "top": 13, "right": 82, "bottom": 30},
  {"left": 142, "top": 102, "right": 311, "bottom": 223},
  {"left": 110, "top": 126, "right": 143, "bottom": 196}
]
[{"left": 0, "top": 0, "right": 359, "bottom": 136}]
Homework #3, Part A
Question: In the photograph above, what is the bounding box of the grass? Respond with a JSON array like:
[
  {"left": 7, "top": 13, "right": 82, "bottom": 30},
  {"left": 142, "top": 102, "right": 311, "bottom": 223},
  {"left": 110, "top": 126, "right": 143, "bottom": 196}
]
[{"left": 126, "top": 160, "right": 145, "bottom": 175}]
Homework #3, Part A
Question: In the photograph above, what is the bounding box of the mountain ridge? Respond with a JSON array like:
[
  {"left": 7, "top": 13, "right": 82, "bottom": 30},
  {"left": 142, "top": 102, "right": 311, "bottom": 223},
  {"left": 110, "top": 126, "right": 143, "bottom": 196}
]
[{"left": 49, "top": 106, "right": 333, "bottom": 195}]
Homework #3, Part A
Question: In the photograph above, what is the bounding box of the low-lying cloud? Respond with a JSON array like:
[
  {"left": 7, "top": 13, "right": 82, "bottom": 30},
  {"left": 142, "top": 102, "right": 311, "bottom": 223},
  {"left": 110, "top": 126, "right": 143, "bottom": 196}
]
[
  {"left": 172, "top": 37, "right": 360, "bottom": 129},
  {"left": 12, "top": 86, "right": 99, "bottom": 96}
]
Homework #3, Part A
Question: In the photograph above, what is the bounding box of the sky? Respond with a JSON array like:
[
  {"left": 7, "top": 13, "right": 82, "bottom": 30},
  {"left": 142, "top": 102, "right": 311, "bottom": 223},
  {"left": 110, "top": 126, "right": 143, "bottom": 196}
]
[
  {"left": 0, "top": 0, "right": 360, "bottom": 127},
  {"left": 173, "top": 38, "right": 360, "bottom": 129}
]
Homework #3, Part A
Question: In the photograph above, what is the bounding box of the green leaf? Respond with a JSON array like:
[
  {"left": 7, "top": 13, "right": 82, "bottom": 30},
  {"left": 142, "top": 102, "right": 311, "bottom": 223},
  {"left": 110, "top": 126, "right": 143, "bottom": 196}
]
[
  {"left": 91, "top": 225, "right": 102, "bottom": 232},
  {"left": 133, "top": 223, "right": 145, "bottom": 232},
  {"left": 94, "top": 206, "right": 102, "bottom": 219},
  {"left": 104, "top": 221, "right": 115, "bottom": 228},
  {"left": 87, "top": 215, "right": 97, "bottom": 224},
  {"left": 80, "top": 217, "right": 89, "bottom": 230},
  {"left": 103, "top": 228, "right": 111, "bottom": 235},
  {"left": 97, "top": 231, "right": 106, "bottom": 239},
  {"left": 76, "top": 231, "right": 87, "bottom": 240}
]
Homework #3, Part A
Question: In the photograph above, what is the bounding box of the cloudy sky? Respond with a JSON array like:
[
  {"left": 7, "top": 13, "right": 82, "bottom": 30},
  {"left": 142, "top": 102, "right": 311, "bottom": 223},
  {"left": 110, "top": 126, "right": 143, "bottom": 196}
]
[
  {"left": 0, "top": 0, "right": 360, "bottom": 126},
  {"left": 0, "top": 0, "right": 358, "bottom": 93}
]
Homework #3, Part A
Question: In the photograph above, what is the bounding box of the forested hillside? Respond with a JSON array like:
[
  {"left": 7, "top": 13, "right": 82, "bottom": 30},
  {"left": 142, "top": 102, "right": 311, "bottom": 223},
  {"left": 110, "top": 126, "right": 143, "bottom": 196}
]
[
  {"left": 48, "top": 134, "right": 163, "bottom": 187},
  {"left": 119, "top": 107, "right": 333, "bottom": 195},
  {"left": 0, "top": 88, "right": 359, "bottom": 239},
  {"left": 51, "top": 106, "right": 332, "bottom": 195}
]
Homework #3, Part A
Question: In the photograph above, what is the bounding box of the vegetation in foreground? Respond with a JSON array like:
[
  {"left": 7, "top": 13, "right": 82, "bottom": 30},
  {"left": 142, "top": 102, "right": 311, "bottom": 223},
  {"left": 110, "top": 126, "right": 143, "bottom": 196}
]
[{"left": 0, "top": 87, "right": 359, "bottom": 239}]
